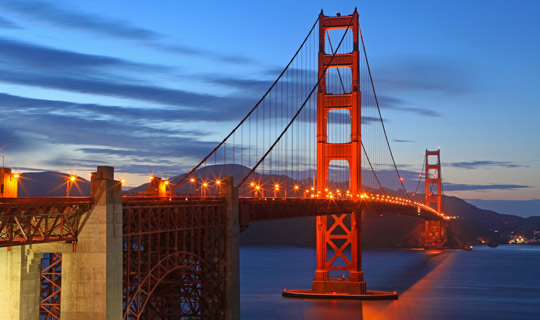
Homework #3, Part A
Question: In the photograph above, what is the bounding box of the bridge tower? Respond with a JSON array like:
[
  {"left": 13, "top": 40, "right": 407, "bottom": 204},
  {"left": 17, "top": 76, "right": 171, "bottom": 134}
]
[
  {"left": 424, "top": 149, "right": 445, "bottom": 249},
  {"left": 313, "top": 9, "right": 366, "bottom": 294}
]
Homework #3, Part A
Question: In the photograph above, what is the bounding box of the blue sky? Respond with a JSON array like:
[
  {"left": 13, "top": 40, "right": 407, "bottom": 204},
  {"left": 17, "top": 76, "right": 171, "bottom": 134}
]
[{"left": 0, "top": 0, "right": 538, "bottom": 217}]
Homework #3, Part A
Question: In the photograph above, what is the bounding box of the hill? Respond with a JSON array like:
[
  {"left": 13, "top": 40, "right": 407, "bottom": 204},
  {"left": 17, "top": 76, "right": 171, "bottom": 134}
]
[
  {"left": 17, "top": 172, "right": 90, "bottom": 197},
  {"left": 10, "top": 166, "right": 540, "bottom": 248}
]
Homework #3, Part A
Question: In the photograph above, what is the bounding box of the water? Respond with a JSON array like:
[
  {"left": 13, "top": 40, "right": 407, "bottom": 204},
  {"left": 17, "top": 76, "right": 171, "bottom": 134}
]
[{"left": 240, "top": 245, "right": 540, "bottom": 319}]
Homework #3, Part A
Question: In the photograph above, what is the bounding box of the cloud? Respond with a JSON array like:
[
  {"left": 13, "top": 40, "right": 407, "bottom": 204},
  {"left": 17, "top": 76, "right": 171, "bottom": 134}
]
[
  {"left": 0, "top": 16, "right": 21, "bottom": 29},
  {"left": 376, "top": 56, "right": 475, "bottom": 95},
  {"left": 0, "top": 1, "right": 159, "bottom": 41},
  {"left": 198, "top": 74, "right": 273, "bottom": 95},
  {"left": 156, "top": 44, "right": 259, "bottom": 65},
  {"left": 446, "top": 161, "right": 527, "bottom": 169},
  {"left": 377, "top": 95, "right": 441, "bottom": 117},
  {"left": 0, "top": 127, "right": 26, "bottom": 151},
  {"left": 0, "top": 37, "right": 165, "bottom": 74},
  {"left": 443, "top": 183, "right": 531, "bottom": 192},
  {"left": 0, "top": 93, "right": 223, "bottom": 164},
  {"left": 393, "top": 139, "right": 414, "bottom": 143},
  {"left": 0, "top": 70, "right": 256, "bottom": 113},
  {"left": 0, "top": 1, "right": 258, "bottom": 65}
]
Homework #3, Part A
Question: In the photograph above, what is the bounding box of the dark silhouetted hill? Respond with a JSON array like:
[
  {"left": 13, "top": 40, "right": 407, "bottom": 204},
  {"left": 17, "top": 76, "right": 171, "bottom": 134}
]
[{"left": 17, "top": 172, "right": 90, "bottom": 197}]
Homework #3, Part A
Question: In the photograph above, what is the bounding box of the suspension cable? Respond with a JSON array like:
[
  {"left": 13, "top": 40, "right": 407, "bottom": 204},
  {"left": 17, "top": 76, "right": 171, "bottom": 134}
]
[
  {"left": 359, "top": 23, "right": 412, "bottom": 200},
  {"left": 170, "top": 16, "right": 320, "bottom": 192},
  {"left": 414, "top": 155, "right": 426, "bottom": 195},
  {"left": 239, "top": 15, "right": 356, "bottom": 187}
]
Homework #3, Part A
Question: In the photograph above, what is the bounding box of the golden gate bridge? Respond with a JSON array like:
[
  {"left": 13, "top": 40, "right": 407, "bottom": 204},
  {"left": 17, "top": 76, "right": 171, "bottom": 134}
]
[{"left": 0, "top": 9, "right": 447, "bottom": 320}]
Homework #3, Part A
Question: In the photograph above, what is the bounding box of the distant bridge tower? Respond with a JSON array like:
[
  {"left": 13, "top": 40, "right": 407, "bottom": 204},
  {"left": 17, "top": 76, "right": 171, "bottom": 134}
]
[
  {"left": 424, "top": 149, "right": 445, "bottom": 249},
  {"left": 313, "top": 9, "right": 366, "bottom": 294}
]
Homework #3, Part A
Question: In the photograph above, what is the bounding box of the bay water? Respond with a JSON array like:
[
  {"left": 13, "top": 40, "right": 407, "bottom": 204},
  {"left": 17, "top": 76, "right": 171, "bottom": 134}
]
[{"left": 240, "top": 245, "right": 540, "bottom": 319}]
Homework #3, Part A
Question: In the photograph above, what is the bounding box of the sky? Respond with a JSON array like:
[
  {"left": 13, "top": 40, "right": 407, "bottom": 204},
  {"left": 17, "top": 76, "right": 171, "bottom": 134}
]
[{"left": 0, "top": 0, "right": 538, "bottom": 217}]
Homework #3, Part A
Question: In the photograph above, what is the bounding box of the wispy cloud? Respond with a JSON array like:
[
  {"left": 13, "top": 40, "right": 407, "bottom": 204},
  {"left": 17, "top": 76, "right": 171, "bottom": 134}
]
[
  {"left": 0, "top": 37, "right": 162, "bottom": 73},
  {"left": 376, "top": 56, "right": 476, "bottom": 95},
  {"left": 443, "top": 183, "right": 531, "bottom": 192},
  {"left": 393, "top": 139, "right": 414, "bottom": 143},
  {"left": 0, "top": 1, "right": 160, "bottom": 40},
  {"left": 0, "top": 92, "right": 225, "bottom": 164},
  {"left": 0, "top": 16, "right": 21, "bottom": 29},
  {"left": 446, "top": 161, "right": 527, "bottom": 169},
  {"left": 378, "top": 95, "right": 441, "bottom": 117},
  {"left": 0, "top": 1, "right": 258, "bottom": 65}
]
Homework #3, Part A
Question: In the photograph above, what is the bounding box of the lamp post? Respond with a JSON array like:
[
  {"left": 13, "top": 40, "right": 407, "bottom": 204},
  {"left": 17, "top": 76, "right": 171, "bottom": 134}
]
[{"left": 67, "top": 175, "right": 76, "bottom": 197}]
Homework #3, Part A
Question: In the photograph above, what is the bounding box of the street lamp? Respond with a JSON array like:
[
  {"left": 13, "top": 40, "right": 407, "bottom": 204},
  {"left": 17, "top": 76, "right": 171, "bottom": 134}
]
[
  {"left": 201, "top": 182, "right": 208, "bottom": 198},
  {"left": 215, "top": 179, "right": 221, "bottom": 196},
  {"left": 67, "top": 175, "right": 76, "bottom": 197}
]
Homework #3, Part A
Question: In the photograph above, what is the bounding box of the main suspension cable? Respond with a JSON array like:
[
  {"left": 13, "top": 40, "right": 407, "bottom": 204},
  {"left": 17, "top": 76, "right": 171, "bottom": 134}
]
[
  {"left": 170, "top": 16, "right": 320, "bottom": 192},
  {"left": 239, "top": 15, "right": 356, "bottom": 187}
]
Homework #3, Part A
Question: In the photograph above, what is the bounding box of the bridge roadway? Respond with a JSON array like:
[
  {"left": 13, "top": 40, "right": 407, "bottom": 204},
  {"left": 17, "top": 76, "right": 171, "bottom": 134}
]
[
  {"left": 0, "top": 175, "right": 446, "bottom": 320},
  {"left": 0, "top": 194, "right": 445, "bottom": 248}
]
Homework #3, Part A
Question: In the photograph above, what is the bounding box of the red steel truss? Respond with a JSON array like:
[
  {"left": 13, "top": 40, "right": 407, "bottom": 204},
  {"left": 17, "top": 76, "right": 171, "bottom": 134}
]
[
  {"left": 40, "top": 253, "right": 62, "bottom": 320},
  {"left": 424, "top": 149, "right": 445, "bottom": 249},
  {"left": 0, "top": 197, "right": 91, "bottom": 247},
  {"left": 314, "top": 10, "right": 365, "bottom": 293},
  {"left": 122, "top": 198, "right": 228, "bottom": 320}
]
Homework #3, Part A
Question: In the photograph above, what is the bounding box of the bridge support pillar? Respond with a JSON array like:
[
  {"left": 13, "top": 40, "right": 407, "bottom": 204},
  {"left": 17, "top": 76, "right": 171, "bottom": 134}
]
[
  {"left": 0, "top": 247, "right": 42, "bottom": 320},
  {"left": 60, "top": 166, "right": 123, "bottom": 319},
  {"left": 221, "top": 176, "right": 240, "bottom": 320},
  {"left": 424, "top": 220, "right": 445, "bottom": 250}
]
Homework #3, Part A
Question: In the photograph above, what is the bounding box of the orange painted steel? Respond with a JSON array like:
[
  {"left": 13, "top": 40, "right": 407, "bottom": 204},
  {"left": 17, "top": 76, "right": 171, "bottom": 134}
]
[
  {"left": 314, "top": 10, "right": 365, "bottom": 293},
  {"left": 241, "top": 197, "right": 445, "bottom": 222},
  {"left": 40, "top": 253, "right": 62, "bottom": 320},
  {"left": 0, "top": 197, "right": 91, "bottom": 247},
  {"left": 424, "top": 149, "right": 445, "bottom": 249},
  {"left": 122, "top": 198, "right": 227, "bottom": 320}
]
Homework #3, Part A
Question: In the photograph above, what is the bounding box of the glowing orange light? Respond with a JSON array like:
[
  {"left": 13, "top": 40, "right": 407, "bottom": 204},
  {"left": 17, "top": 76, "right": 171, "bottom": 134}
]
[
  {"left": 399, "top": 177, "right": 404, "bottom": 181},
  {"left": 216, "top": 180, "right": 221, "bottom": 185},
  {"left": 255, "top": 185, "right": 260, "bottom": 190},
  {"left": 250, "top": 182, "right": 255, "bottom": 187},
  {"left": 164, "top": 181, "right": 169, "bottom": 185},
  {"left": 294, "top": 185, "right": 299, "bottom": 190},
  {"left": 69, "top": 176, "right": 76, "bottom": 182},
  {"left": 311, "top": 187, "right": 315, "bottom": 191},
  {"left": 190, "top": 178, "right": 195, "bottom": 183},
  {"left": 120, "top": 179, "right": 126, "bottom": 184},
  {"left": 202, "top": 182, "right": 208, "bottom": 187},
  {"left": 13, "top": 174, "right": 19, "bottom": 178},
  {"left": 274, "top": 184, "right": 279, "bottom": 190},
  {"left": 149, "top": 176, "right": 154, "bottom": 180}
]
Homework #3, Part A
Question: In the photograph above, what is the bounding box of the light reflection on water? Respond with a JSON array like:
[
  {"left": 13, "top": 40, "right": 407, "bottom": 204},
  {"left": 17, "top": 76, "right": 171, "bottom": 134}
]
[{"left": 240, "top": 245, "right": 540, "bottom": 319}]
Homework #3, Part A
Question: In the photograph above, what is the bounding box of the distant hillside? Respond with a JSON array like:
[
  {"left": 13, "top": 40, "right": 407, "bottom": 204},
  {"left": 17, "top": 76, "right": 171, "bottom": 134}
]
[
  {"left": 17, "top": 172, "right": 90, "bottom": 197},
  {"left": 13, "top": 166, "right": 540, "bottom": 248}
]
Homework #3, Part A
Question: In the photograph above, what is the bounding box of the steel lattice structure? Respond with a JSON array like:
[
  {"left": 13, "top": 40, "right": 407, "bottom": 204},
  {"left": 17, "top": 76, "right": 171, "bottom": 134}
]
[
  {"left": 40, "top": 253, "right": 62, "bottom": 320},
  {"left": 0, "top": 197, "right": 90, "bottom": 247},
  {"left": 122, "top": 197, "right": 228, "bottom": 320}
]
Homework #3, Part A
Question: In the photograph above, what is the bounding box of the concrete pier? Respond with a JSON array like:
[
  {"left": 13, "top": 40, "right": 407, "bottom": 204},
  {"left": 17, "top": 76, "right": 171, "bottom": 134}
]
[
  {"left": 61, "top": 166, "right": 123, "bottom": 319},
  {"left": 222, "top": 176, "right": 240, "bottom": 320},
  {"left": 0, "top": 247, "right": 42, "bottom": 319}
]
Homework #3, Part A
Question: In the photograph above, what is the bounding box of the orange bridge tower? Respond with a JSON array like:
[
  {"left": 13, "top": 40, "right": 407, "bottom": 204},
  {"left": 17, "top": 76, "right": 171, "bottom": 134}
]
[
  {"left": 312, "top": 9, "right": 365, "bottom": 295},
  {"left": 424, "top": 149, "right": 445, "bottom": 249}
]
